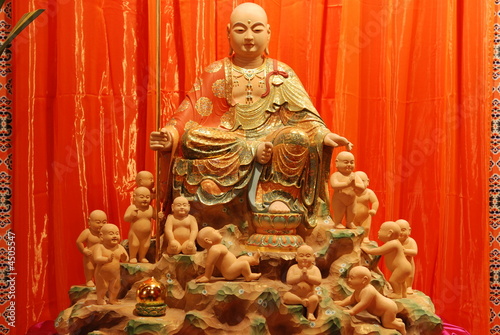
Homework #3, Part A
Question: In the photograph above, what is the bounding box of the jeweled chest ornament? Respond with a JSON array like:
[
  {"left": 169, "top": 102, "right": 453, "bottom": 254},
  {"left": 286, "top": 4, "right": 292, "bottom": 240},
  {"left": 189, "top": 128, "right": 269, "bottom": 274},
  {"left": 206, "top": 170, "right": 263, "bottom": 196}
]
[{"left": 232, "top": 62, "right": 266, "bottom": 104}]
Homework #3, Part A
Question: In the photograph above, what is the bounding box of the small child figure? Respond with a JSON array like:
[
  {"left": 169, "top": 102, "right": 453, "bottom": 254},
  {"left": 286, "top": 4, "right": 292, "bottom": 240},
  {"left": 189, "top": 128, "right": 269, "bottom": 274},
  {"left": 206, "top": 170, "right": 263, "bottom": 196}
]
[
  {"left": 136, "top": 170, "right": 155, "bottom": 195},
  {"left": 330, "top": 151, "right": 365, "bottom": 229},
  {"left": 283, "top": 244, "right": 322, "bottom": 321},
  {"left": 93, "top": 223, "right": 129, "bottom": 305},
  {"left": 76, "top": 209, "right": 107, "bottom": 286},
  {"left": 396, "top": 219, "right": 418, "bottom": 294},
  {"left": 124, "top": 186, "right": 158, "bottom": 263},
  {"left": 335, "top": 266, "right": 406, "bottom": 335},
  {"left": 353, "top": 171, "right": 379, "bottom": 243},
  {"left": 361, "top": 221, "right": 412, "bottom": 299},
  {"left": 195, "top": 227, "right": 261, "bottom": 282},
  {"left": 164, "top": 196, "right": 198, "bottom": 255}
]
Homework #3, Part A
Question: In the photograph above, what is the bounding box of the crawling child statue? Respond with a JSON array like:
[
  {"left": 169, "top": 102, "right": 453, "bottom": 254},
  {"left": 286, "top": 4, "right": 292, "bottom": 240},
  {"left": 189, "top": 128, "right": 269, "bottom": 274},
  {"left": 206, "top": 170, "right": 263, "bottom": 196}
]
[
  {"left": 195, "top": 227, "right": 260, "bottom": 282},
  {"left": 335, "top": 266, "right": 406, "bottom": 335}
]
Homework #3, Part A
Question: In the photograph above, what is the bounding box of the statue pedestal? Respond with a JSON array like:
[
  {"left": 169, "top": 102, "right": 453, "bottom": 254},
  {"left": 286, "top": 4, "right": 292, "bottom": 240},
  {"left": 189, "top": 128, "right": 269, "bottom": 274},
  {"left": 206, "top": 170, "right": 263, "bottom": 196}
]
[
  {"left": 246, "top": 212, "right": 304, "bottom": 251},
  {"left": 56, "top": 225, "right": 443, "bottom": 334}
]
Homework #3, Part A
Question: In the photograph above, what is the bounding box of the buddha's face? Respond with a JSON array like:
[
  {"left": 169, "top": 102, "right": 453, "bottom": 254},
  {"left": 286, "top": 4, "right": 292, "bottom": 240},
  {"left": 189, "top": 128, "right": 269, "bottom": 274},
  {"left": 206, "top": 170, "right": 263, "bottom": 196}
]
[{"left": 228, "top": 3, "right": 270, "bottom": 59}]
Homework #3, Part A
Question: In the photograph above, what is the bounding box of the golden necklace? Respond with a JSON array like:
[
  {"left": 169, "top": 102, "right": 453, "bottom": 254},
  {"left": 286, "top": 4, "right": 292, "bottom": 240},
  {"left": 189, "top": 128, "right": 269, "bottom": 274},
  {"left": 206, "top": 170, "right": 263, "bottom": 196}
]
[{"left": 231, "top": 61, "right": 266, "bottom": 104}]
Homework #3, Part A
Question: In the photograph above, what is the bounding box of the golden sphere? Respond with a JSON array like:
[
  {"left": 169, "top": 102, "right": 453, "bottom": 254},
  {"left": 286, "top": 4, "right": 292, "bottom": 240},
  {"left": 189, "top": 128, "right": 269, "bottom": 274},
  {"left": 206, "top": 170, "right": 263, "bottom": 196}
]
[{"left": 136, "top": 277, "right": 166, "bottom": 304}]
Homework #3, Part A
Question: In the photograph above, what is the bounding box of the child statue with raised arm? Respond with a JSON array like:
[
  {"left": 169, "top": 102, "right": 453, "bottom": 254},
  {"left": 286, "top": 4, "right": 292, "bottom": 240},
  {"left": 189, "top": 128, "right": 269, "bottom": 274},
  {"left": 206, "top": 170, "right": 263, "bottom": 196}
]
[
  {"left": 330, "top": 151, "right": 365, "bottom": 229},
  {"left": 283, "top": 244, "right": 322, "bottom": 321},
  {"left": 124, "top": 186, "right": 163, "bottom": 263},
  {"left": 76, "top": 209, "right": 107, "bottom": 286},
  {"left": 93, "top": 223, "right": 129, "bottom": 305},
  {"left": 361, "top": 221, "right": 412, "bottom": 299}
]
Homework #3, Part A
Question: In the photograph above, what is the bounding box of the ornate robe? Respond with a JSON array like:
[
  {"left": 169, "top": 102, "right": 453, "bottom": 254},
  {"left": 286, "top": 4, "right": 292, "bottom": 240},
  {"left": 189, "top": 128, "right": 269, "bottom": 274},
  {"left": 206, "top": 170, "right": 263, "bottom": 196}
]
[{"left": 166, "top": 57, "right": 332, "bottom": 228}]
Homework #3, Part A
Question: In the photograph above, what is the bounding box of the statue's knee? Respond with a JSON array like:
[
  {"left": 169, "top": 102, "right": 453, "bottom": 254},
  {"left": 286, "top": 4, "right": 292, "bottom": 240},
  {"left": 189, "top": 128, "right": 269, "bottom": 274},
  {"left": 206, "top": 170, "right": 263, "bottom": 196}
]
[{"left": 274, "top": 128, "right": 309, "bottom": 148}]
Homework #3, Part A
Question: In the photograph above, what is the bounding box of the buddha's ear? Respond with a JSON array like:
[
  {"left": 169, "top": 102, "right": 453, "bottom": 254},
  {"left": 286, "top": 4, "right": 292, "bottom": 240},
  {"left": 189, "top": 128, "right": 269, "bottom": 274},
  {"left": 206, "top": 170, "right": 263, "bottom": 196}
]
[{"left": 227, "top": 23, "right": 231, "bottom": 36}]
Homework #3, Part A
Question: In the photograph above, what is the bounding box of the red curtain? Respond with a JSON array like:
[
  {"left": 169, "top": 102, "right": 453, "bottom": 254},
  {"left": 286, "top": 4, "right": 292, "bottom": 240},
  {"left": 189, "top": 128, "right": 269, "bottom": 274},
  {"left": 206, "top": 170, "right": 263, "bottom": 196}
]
[{"left": 12, "top": 0, "right": 491, "bottom": 334}]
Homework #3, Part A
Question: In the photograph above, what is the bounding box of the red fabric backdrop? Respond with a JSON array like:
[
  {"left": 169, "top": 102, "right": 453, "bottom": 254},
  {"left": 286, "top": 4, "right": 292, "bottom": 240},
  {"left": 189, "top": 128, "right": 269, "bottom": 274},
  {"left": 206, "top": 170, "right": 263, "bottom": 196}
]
[{"left": 12, "top": 0, "right": 491, "bottom": 334}]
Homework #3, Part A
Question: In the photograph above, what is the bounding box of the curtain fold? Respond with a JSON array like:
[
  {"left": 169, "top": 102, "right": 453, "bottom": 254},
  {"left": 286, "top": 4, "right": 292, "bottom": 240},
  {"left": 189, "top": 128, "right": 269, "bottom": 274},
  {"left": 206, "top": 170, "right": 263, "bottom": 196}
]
[{"left": 12, "top": 0, "right": 491, "bottom": 333}]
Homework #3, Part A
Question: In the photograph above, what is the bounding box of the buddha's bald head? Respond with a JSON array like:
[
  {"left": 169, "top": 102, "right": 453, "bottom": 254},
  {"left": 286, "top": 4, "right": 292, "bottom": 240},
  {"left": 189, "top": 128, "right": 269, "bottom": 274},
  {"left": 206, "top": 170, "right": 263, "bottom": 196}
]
[{"left": 230, "top": 3, "right": 268, "bottom": 25}]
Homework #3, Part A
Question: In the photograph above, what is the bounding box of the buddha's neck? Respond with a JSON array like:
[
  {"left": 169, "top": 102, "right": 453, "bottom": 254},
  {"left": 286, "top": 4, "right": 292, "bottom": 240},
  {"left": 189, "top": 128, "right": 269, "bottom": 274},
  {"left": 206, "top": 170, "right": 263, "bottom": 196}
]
[{"left": 232, "top": 55, "right": 265, "bottom": 69}]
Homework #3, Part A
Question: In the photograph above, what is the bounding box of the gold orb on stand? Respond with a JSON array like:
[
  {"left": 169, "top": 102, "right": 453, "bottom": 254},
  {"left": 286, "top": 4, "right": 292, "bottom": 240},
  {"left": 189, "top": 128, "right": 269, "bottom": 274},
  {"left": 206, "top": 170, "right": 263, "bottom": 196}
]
[{"left": 135, "top": 277, "right": 167, "bottom": 316}]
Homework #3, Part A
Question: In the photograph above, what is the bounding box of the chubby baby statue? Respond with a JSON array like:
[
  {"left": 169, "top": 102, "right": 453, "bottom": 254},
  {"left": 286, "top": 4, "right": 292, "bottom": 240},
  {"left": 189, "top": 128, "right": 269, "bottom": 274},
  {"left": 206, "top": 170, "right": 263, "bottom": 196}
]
[
  {"left": 124, "top": 186, "right": 163, "bottom": 263},
  {"left": 335, "top": 266, "right": 406, "bottom": 335},
  {"left": 93, "top": 223, "right": 129, "bottom": 305},
  {"left": 283, "top": 244, "right": 322, "bottom": 321},
  {"left": 330, "top": 151, "right": 365, "bottom": 229},
  {"left": 76, "top": 209, "right": 107, "bottom": 286},
  {"left": 396, "top": 219, "right": 418, "bottom": 294},
  {"left": 164, "top": 196, "right": 198, "bottom": 255},
  {"left": 361, "top": 221, "right": 412, "bottom": 299},
  {"left": 195, "top": 227, "right": 261, "bottom": 282},
  {"left": 136, "top": 170, "right": 155, "bottom": 195},
  {"left": 353, "top": 171, "right": 379, "bottom": 243}
]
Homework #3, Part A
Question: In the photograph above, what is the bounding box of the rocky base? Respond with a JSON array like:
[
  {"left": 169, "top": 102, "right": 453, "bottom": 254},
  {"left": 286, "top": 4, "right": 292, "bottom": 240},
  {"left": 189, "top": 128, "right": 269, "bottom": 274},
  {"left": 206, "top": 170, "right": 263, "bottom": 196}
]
[{"left": 56, "top": 224, "right": 443, "bottom": 335}]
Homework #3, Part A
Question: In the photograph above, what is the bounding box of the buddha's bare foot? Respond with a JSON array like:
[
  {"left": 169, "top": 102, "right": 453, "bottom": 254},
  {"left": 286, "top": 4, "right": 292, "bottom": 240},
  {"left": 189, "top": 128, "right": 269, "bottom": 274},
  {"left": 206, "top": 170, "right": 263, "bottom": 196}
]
[
  {"left": 245, "top": 273, "right": 261, "bottom": 281},
  {"left": 307, "top": 313, "right": 316, "bottom": 321},
  {"left": 269, "top": 201, "right": 290, "bottom": 213},
  {"left": 86, "top": 280, "right": 95, "bottom": 287},
  {"left": 407, "top": 287, "right": 414, "bottom": 294},
  {"left": 362, "top": 237, "right": 371, "bottom": 244},
  {"left": 109, "top": 299, "right": 121, "bottom": 305},
  {"left": 129, "top": 258, "right": 138, "bottom": 264},
  {"left": 335, "top": 223, "right": 346, "bottom": 229},
  {"left": 346, "top": 222, "right": 356, "bottom": 229},
  {"left": 200, "top": 179, "right": 230, "bottom": 195},
  {"left": 256, "top": 142, "right": 273, "bottom": 164},
  {"left": 140, "top": 258, "right": 149, "bottom": 263},
  {"left": 96, "top": 298, "right": 106, "bottom": 305}
]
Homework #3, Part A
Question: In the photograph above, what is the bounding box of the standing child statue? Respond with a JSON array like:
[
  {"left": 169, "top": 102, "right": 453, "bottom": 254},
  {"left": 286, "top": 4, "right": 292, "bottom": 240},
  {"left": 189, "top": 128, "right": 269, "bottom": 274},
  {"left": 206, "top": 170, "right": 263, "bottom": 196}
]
[
  {"left": 164, "top": 196, "right": 198, "bottom": 255},
  {"left": 334, "top": 266, "right": 406, "bottom": 335},
  {"left": 361, "top": 221, "right": 412, "bottom": 299},
  {"left": 396, "top": 219, "right": 418, "bottom": 294},
  {"left": 195, "top": 227, "right": 261, "bottom": 282},
  {"left": 283, "top": 244, "right": 322, "bottom": 321},
  {"left": 353, "top": 171, "right": 379, "bottom": 243},
  {"left": 124, "top": 186, "right": 163, "bottom": 263},
  {"left": 136, "top": 170, "right": 155, "bottom": 195},
  {"left": 93, "top": 223, "right": 129, "bottom": 305},
  {"left": 330, "top": 151, "right": 365, "bottom": 229},
  {"left": 76, "top": 209, "right": 107, "bottom": 286}
]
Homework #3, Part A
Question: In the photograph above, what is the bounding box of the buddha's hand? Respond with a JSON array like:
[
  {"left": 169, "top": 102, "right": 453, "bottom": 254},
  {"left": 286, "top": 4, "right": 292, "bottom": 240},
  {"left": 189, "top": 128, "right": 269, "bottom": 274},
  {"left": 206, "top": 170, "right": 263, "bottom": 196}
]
[
  {"left": 150, "top": 128, "right": 172, "bottom": 151},
  {"left": 323, "top": 133, "right": 353, "bottom": 151}
]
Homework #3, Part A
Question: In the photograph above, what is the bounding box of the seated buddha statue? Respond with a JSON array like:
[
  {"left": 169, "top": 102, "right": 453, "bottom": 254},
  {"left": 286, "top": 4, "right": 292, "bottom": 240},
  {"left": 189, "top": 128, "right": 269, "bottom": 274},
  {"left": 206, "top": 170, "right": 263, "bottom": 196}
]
[{"left": 150, "top": 2, "right": 352, "bottom": 232}]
